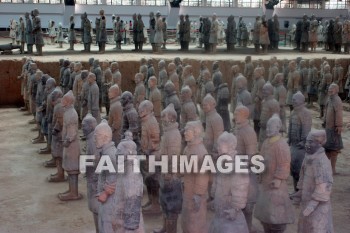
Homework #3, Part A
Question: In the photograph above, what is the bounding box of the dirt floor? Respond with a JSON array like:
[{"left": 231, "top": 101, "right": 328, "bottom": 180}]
[{"left": 0, "top": 38, "right": 350, "bottom": 232}]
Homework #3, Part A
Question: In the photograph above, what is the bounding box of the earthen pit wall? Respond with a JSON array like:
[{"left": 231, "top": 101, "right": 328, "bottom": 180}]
[{"left": 1, "top": 58, "right": 349, "bottom": 106}]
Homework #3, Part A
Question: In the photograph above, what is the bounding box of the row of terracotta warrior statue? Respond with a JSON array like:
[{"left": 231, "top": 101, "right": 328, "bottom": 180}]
[{"left": 17, "top": 55, "right": 342, "bottom": 233}]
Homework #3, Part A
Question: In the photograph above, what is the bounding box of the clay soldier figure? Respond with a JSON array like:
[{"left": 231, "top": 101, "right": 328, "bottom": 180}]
[
  {"left": 87, "top": 73, "right": 101, "bottom": 123},
  {"left": 158, "top": 60, "right": 168, "bottom": 108},
  {"left": 244, "top": 56, "right": 254, "bottom": 92},
  {"left": 333, "top": 17, "right": 342, "bottom": 53},
  {"left": 138, "top": 100, "right": 161, "bottom": 215},
  {"left": 134, "top": 73, "right": 146, "bottom": 110},
  {"left": 209, "top": 13, "right": 219, "bottom": 53},
  {"left": 254, "top": 114, "right": 295, "bottom": 233},
  {"left": 226, "top": 15, "right": 236, "bottom": 52},
  {"left": 309, "top": 15, "right": 318, "bottom": 52},
  {"left": 81, "top": 114, "right": 99, "bottom": 233},
  {"left": 323, "top": 83, "right": 343, "bottom": 175},
  {"left": 111, "top": 62, "right": 122, "bottom": 89},
  {"left": 115, "top": 16, "right": 123, "bottom": 50},
  {"left": 80, "top": 70, "right": 90, "bottom": 120},
  {"left": 98, "top": 9, "right": 107, "bottom": 53},
  {"left": 181, "top": 120, "right": 209, "bottom": 233},
  {"left": 149, "top": 12, "right": 156, "bottom": 51},
  {"left": 92, "top": 59, "right": 103, "bottom": 110},
  {"left": 154, "top": 12, "right": 164, "bottom": 53},
  {"left": 31, "top": 70, "right": 45, "bottom": 143},
  {"left": 67, "top": 15, "right": 76, "bottom": 51},
  {"left": 203, "top": 94, "right": 224, "bottom": 159},
  {"left": 212, "top": 61, "right": 223, "bottom": 99},
  {"left": 200, "top": 70, "right": 215, "bottom": 127},
  {"left": 114, "top": 132, "right": 145, "bottom": 233},
  {"left": 272, "top": 73, "right": 287, "bottom": 133},
  {"left": 28, "top": 63, "right": 38, "bottom": 124},
  {"left": 94, "top": 120, "right": 118, "bottom": 232},
  {"left": 236, "top": 76, "right": 253, "bottom": 118},
  {"left": 101, "top": 61, "right": 112, "bottom": 116},
  {"left": 72, "top": 63, "right": 83, "bottom": 120},
  {"left": 168, "top": 62, "right": 180, "bottom": 94},
  {"left": 288, "top": 91, "right": 312, "bottom": 191},
  {"left": 307, "top": 59, "right": 318, "bottom": 107},
  {"left": 291, "top": 130, "right": 334, "bottom": 233},
  {"left": 300, "top": 15, "right": 310, "bottom": 52},
  {"left": 216, "top": 81, "right": 231, "bottom": 132},
  {"left": 209, "top": 132, "right": 250, "bottom": 233},
  {"left": 58, "top": 91, "right": 82, "bottom": 201},
  {"left": 203, "top": 17, "right": 212, "bottom": 53},
  {"left": 121, "top": 91, "right": 141, "bottom": 147},
  {"left": 174, "top": 57, "right": 183, "bottom": 86},
  {"left": 282, "top": 59, "right": 289, "bottom": 87},
  {"left": 299, "top": 60, "right": 309, "bottom": 98},
  {"left": 81, "top": 12, "right": 92, "bottom": 52},
  {"left": 268, "top": 56, "right": 279, "bottom": 82},
  {"left": 48, "top": 87, "right": 66, "bottom": 182},
  {"left": 229, "top": 65, "right": 243, "bottom": 113},
  {"left": 148, "top": 76, "right": 161, "bottom": 123},
  {"left": 178, "top": 15, "right": 186, "bottom": 50},
  {"left": 153, "top": 104, "right": 183, "bottom": 233},
  {"left": 259, "top": 82, "right": 280, "bottom": 148},
  {"left": 318, "top": 64, "right": 332, "bottom": 118},
  {"left": 147, "top": 59, "right": 156, "bottom": 93},
  {"left": 196, "top": 61, "right": 209, "bottom": 104},
  {"left": 253, "top": 16, "right": 261, "bottom": 53},
  {"left": 233, "top": 105, "right": 258, "bottom": 233},
  {"left": 251, "top": 67, "right": 266, "bottom": 136},
  {"left": 18, "top": 57, "right": 29, "bottom": 111},
  {"left": 24, "top": 12, "right": 34, "bottom": 54},
  {"left": 332, "top": 59, "right": 344, "bottom": 99},
  {"left": 180, "top": 86, "right": 198, "bottom": 130},
  {"left": 182, "top": 65, "right": 197, "bottom": 106},
  {"left": 32, "top": 9, "right": 44, "bottom": 56},
  {"left": 164, "top": 81, "right": 181, "bottom": 124},
  {"left": 108, "top": 84, "right": 122, "bottom": 145},
  {"left": 286, "top": 60, "right": 301, "bottom": 111}
]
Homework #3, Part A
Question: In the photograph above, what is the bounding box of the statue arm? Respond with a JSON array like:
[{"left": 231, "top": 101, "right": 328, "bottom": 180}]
[{"left": 273, "top": 143, "right": 291, "bottom": 180}]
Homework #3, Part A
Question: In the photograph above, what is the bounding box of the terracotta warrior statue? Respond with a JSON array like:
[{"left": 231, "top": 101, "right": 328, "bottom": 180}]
[
  {"left": 180, "top": 86, "right": 198, "bottom": 130},
  {"left": 332, "top": 59, "right": 344, "bottom": 99},
  {"left": 209, "top": 132, "right": 249, "bottom": 233},
  {"left": 235, "top": 76, "right": 253, "bottom": 119},
  {"left": 286, "top": 60, "right": 301, "bottom": 111},
  {"left": 101, "top": 60, "right": 112, "bottom": 116},
  {"left": 181, "top": 120, "right": 209, "bottom": 233},
  {"left": 306, "top": 59, "right": 318, "bottom": 107},
  {"left": 80, "top": 70, "right": 90, "bottom": 120},
  {"left": 243, "top": 56, "right": 254, "bottom": 92},
  {"left": 111, "top": 62, "right": 122, "bottom": 89},
  {"left": 216, "top": 80, "right": 231, "bottom": 132},
  {"left": 212, "top": 61, "right": 223, "bottom": 99},
  {"left": 226, "top": 15, "right": 236, "bottom": 51},
  {"left": 121, "top": 91, "right": 140, "bottom": 148},
  {"left": 182, "top": 65, "right": 197, "bottom": 106},
  {"left": 72, "top": 62, "right": 83, "bottom": 120},
  {"left": 259, "top": 82, "right": 280, "bottom": 148},
  {"left": 199, "top": 70, "right": 215, "bottom": 128},
  {"left": 288, "top": 91, "right": 312, "bottom": 191},
  {"left": 138, "top": 100, "right": 161, "bottom": 215},
  {"left": 268, "top": 56, "right": 279, "bottom": 82},
  {"left": 233, "top": 105, "right": 258, "bottom": 233},
  {"left": 230, "top": 64, "right": 243, "bottom": 113},
  {"left": 291, "top": 130, "right": 334, "bottom": 233},
  {"left": 167, "top": 62, "right": 179, "bottom": 94},
  {"left": 108, "top": 84, "right": 122, "bottom": 145},
  {"left": 58, "top": 91, "right": 82, "bottom": 201},
  {"left": 299, "top": 60, "right": 309, "bottom": 98},
  {"left": 154, "top": 104, "right": 183, "bottom": 233},
  {"left": 81, "top": 12, "right": 92, "bottom": 52},
  {"left": 318, "top": 64, "right": 332, "bottom": 118},
  {"left": 92, "top": 59, "right": 103, "bottom": 109},
  {"left": 323, "top": 83, "right": 343, "bottom": 175},
  {"left": 164, "top": 81, "right": 181, "bottom": 124},
  {"left": 273, "top": 73, "right": 287, "bottom": 133},
  {"left": 254, "top": 114, "right": 295, "bottom": 233},
  {"left": 148, "top": 76, "right": 161, "bottom": 123},
  {"left": 87, "top": 73, "right": 101, "bottom": 123},
  {"left": 81, "top": 114, "right": 99, "bottom": 233},
  {"left": 134, "top": 73, "right": 146, "bottom": 110},
  {"left": 251, "top": 67, "right": 266, "bottom": 135},
  {"left": 158, "top": 60, "right": 169, "bottom": 108}
]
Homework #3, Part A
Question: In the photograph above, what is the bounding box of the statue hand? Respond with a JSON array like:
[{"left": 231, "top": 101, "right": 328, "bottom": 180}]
[
  {"left": 192, "top": 194, "right": 202, "bottom": 212},
  {"left": 63, "top": 139, "right": 71, "bottom": 147},
  {"left": 303, "top": 200, "right": 318, "bottom": 216},
  {"left": 97, "top": 191, "right": 108, "bottom": 203},
  {"left": 335, "top": 126, "right": 342, "bottom": 134},
  {"left": 224, "top": 208, "right": 238, "bottom": 221},
  {"left": 104, "top": 183, "right": 116, "bottom": 195}
]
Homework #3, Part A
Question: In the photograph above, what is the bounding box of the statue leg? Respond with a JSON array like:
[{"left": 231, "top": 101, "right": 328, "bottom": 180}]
[
  {"left": 326, "top": 150, "right": 338, "bottom": 175},
  {"left": 153, "top": 215, "right": 166, "bottom": 233},
  {"left": 243, "top": 203, "right": 255, "bottom": 233},
  {"left": 93, "top": 213, "right": 99, "bottom": 233},
  {"left": 48, "top": 158, "right": 66, "bottom": 182},
  {"left": 58, "top": 173, "right": 83, "bottom": 201},
  {"left": 143, "top": 175, "right": 161, "bottom": 214},
  {"left": 166, "top": 214, "right": 178, "bottom": 233}
]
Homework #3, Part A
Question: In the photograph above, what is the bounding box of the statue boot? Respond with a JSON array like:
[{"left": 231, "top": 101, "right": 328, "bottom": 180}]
[
  {"left": 143, "top": 189, "right": 162, "bottom": 215},
  {"left": 48, "top": 158, "right": 66, "bottom": 182},
  {"left": 142, "top": 188, "right": 152, "bottom": 208},
  {"left": 58, "top": 174, "right": 83, "bottom": 201},
  {"left": 32, "top": 130, "right": 45, "bottom": 144},
  {"left": 165, "top": 215, "right": 178, "bottom": 233},
  {"left": 44, "top": 155, "right": 56, "bottom": 167},
  {"left": 28, "top": 118, "right": 36, "bottom": 124},
  {"left": 153, "top": 216, "right": 166, "bottom": 233},
  {"left": 39, "top": 137, "right": 51, "bottom": 154}
]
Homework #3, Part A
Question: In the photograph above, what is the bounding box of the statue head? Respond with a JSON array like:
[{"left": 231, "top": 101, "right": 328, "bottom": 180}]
[
  {"left": 233, "top": 104, "right": 249, "bottom": 125},
  {"left": 245, "top": 56, "right": 251, "bottom": 63},
  {"left": 61, "top": 90, "right": 75, "bottom": 108},
  {"left": 45, "top": 77, "right": 56, "bottom": 91},
  {"left": 51, "top": 87, "right": 63, "bottom": 106},
  {"left": 203, "top": 70, "right": 211, "bottom": 81},
  {"left": 111, "top": 62, "right": 119, "bottom": 72},
  {"left": 88, "top": 57, "right": 94, "bottom": 66},
  {"left": 217, "top": 132, "right": 237, "bottom": 155},
  {"left": 70, "top": 15, "right": 74, "bottom": 22},
  {"left": 33, "top": 9, "right": 39, "bottom": 17},
  {"left": 158, "top": 60, "right": 166, "bottom": 70},
  {"left": 94, "top": 120, "right": 112, "bottom": 149},
  {"left": 87, "top": 73, "right": 96, "bottom": 85},
  {"left": 108, "top": 84, "right": 120, "bottom": 100},
  {"left": 63, "top": 59, "right": 70, "bottom": 68},
  {"left": 181, "top": 85, "right": 192, "bottom": 102},
  {"left": 253, "top": 67, "right": 262, "bottom": 79},
  {"left": 184, "top": 120, "right": 203, "bottom": 142},
  {"left": 74, "top": 62, "right": 82, "bottom": 72},
  {"left": 305, "top": 129, "right": 326, "bottom": 154},
  {"left": 164, "top": 81, "right": 176, "bottom": 96},
  {"left": 82, "top": 113, "right": 97, "bottom": 136},
  {"left": 231, "top": 64, "right": 240, "bottom": 75},
  {"left": 120, "top": 91, "right": 134, "bottom": 107},
  {"left": 236, "top": 75, "right": 247, "bottom": 92},
  {"left": 174, "top": 57, "right": 182, "bottom": 66},
  {"left": 35, "top": 70, "right": 43, "bottom": 81},
  {"left": 272, "top": 73, "right": 284, "bottom": 86},
  {"left": 148, "top": 76, "right": 157, "bottom": 89},
  {"left": 168, "top": 62, "right": 176, "bottom": 73},
  {"left": 150, "top": 11, "right": 155, "bottom": 18},
  {"left": 102, "top": 60, "right": 110, "bottom": 70},
  {"left": 183, "top": 65, "right": 192, "bottom": 77},
  {"left": 262, "top": 82, "right": 274, "bottom": 99},
  {"left": 288, "top": 60, "right": 296, "bottom": 71},
  {"left": 212, "top": 61, "right": 220, "bottom": 71},
  {"left": 292, "top": 91, "right": 305, "bottom": 108},
  {"left": 134, "top": 73, "right": 143, "bottom": 84},
  {"left": 99, "top": 9, "right": 105, "bottom": 16},
  {"left": 202, "top": 94, "right": 216, "bottom": 113},
  {"left": 140, "top": 65, "right": 148, "bottom": 79},
  {"left": 266, "top": 114, "right": 282, "bottom": 138},
  {"left": 328, "top": 83, "right": 339, "bottom": 96},
  {"left": 138, "top": 100, "right": 153, "bottom": 118},
  {"left": 161, "top": 103, "right": 177, "bottom": 127},
  {"left": 93, "top": 59, "right": 100, "bottom": 68},
  {"left": 81, "top": 70, "right": 89, "bottom": 81}
]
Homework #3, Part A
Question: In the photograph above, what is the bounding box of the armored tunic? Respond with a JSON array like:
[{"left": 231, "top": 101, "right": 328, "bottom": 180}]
[
  {"left": 332, "top": 65, "right": 344, "bottom": 93},
  {"left": 318, "top": 72, "right": 332, "bottom": 106},
  {"left": 108, "top": 97, "right": 123, "bottom": 145},
  {"left": 140, "top": 113, "right": 160, "bottom": 154},
  {"left": 149, "top": 87, "right": 161, "bottom": 123},
  {"left": 62, "top": 105, "right": 80, "bottom": 173},
  {"left": 52, "top": 100, "right": 64, "bottom": 158},
  {"left": 324, "top": 94, "right": 343, "bottom": 151},
  {"left": 274, "top": 84, "right": 287, "bottom": 132},
  {"left": 216, "top": 83, "right": 231, "bottom": 132},
  {"left": 180, "top": 99, "right": 198, "bottom": 129},
  {"left": 204, "top": 109, "right": 224, "bottom": 155},
  {"left": 254, "top": 136, "right": 295, "bottom": 225},
  {"left": 165, "top": 93, "right": 181, "bottom": 124},
  {"left": 251, "top": 77, "right": 266, "bottom": 121},
  {"left": 286, "top": 70, "right": 301, "bottom": 105},
  {"left": 307, "top": 67, "right": 318, "bottom": 95},
  {"left": 88, "top": 82, "right": 101, "bottom": 123},
  {"left": 297, "top": 147, "right": 334, "bottom": 233},
  {"left": 259, "top": 97, "right": 280, "bottom": 146},
  {"left": 134, "top": 83, "right": 146, "bottom": 110}
]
